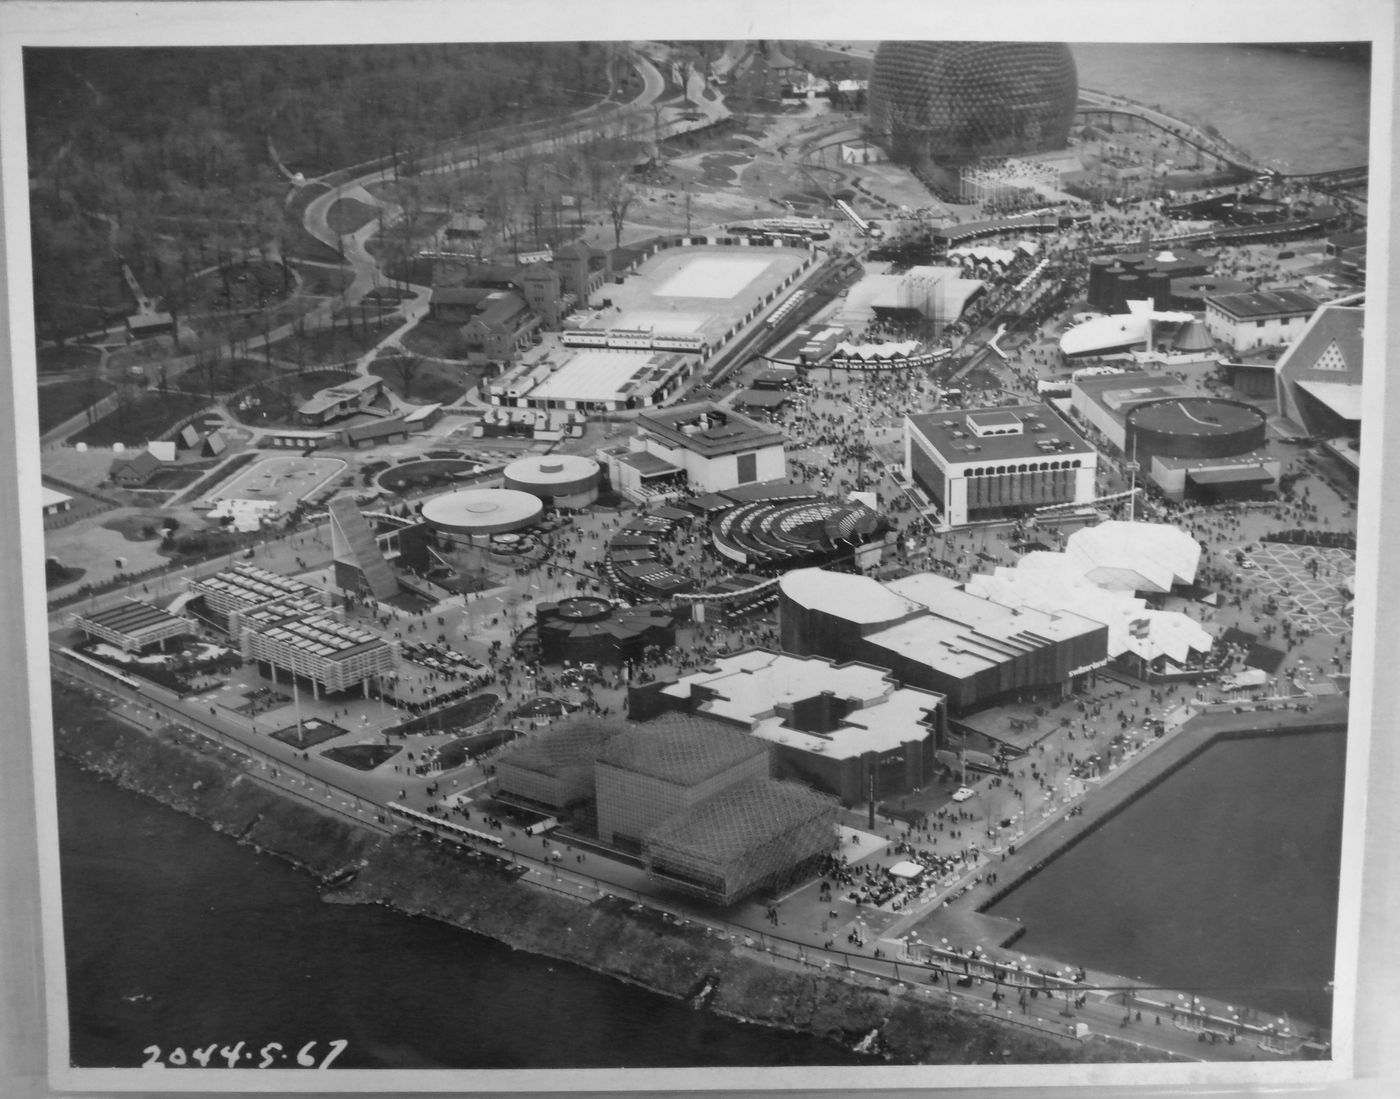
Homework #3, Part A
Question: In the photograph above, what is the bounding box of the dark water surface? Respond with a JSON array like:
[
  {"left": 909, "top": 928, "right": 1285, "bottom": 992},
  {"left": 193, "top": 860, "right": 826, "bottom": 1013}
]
[
  {"left": 988, "top": 731, "right": 1346, "bottom": 1028},
  {"left": 56, "top": 760, "right": 874, "bottom": 1069}
]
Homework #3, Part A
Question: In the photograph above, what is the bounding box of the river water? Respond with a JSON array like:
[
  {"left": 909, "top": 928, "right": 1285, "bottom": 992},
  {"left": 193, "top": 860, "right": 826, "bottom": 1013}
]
[
  {"left": 56, "top": 759, "right": 875, "bottom": 1069},
  {"left": 1071, "top": 43, "right": 1370, "bottom": 174}
]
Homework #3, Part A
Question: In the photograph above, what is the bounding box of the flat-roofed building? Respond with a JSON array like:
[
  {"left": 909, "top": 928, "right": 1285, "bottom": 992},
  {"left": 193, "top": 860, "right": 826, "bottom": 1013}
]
[
  {"left": 234, "top": 598, "right": 397, "bottom": 699},
  {"left": 72, "top": 598, "right": 193, "bottom": 654},
  {"left": 643, "top": 649, "right": 946, "bottom": 803},
  {"left": 630, "top": 403, "right": 787, "bottom": 499},
  {"left": 1203, "top": 289, "right": 1318, "bottom": 353},
  {"left": 778, "top": 567, "right": 1107, "bottom": 714},
  {"left": 904, "top": 403, "right": 1096, "bottom": 527},
  {"left": 297, "top": 375, "right": 384, "bottom": 426},
  {"left": 493, "top": 717, "right": 618, "bottom": 813},
  {"left": 187, "top": 564, "right": 331, "bottom": 629},
  {"left": 594, "top": 715, "right": 770, "bottom": 850},
  {"left": 1070, "top": 371, "right": 1195, "bottom": 451}
]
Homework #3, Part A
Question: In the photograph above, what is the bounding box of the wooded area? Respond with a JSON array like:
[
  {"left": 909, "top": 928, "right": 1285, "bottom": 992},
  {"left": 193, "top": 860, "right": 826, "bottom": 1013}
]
[{"left": 24, "top": 43, "right": 616, "bottom": 341}]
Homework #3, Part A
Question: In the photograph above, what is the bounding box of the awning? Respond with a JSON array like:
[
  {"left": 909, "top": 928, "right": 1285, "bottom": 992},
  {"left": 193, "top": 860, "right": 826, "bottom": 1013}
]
[
  {"left": 1187, "top": 466, "right": 1275, "bottom": 486},
  {"left": 1295, "top": 380, "right": 1363, "bottom": 422}
]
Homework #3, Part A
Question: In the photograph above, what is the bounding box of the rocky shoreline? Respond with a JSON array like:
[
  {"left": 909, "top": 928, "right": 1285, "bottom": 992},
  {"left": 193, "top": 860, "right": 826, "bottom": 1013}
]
[{"left": 52, "top": 681, "right": 1147, "bottom": 1066}]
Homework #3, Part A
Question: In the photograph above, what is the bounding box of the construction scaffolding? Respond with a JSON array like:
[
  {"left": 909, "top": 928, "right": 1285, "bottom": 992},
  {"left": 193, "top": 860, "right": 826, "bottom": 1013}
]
[{"left": 644, "top": 779, "right": 840, "bottom": 906}]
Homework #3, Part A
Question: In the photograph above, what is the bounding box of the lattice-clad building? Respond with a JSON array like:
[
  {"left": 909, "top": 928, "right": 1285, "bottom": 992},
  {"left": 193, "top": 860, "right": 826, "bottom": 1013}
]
[
  {"left": 72, "top": 598, "right": 194, "bottom": 654},
  {"left": 644, "top": 779, "right": 839, "bottom": 906},
  {"left": 493, "top": 718, "right": 618, "bottom": 813},
  {"left": 594, "top": 715, "right": 770, "bottom": 851},
  {"left": 868, "top": 42, "right": 1078, "bottom": 167}
]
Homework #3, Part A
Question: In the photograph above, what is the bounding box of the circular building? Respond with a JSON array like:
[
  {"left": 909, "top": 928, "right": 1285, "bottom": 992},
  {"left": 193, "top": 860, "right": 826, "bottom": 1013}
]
[
  {"left": 503, "top": 455, "right": 601, "bottom": 510},
  {"left": 1124, "top": 398, "right": 1267, "bottom": 466},
  {"left": 867, "top": 41, "right": 1078, "bottom": 166},
  {"left": 421, "top": 488, "right": 543, "bottom": 539}
]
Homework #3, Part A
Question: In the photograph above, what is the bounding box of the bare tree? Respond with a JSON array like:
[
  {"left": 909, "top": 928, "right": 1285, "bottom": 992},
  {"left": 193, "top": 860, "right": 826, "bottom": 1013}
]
[
  {"left": 603, "top": 179, "right": 637, "bottom": 248},
  {"left": 381, "top": 353, "right": 424, "bottom": 401}
]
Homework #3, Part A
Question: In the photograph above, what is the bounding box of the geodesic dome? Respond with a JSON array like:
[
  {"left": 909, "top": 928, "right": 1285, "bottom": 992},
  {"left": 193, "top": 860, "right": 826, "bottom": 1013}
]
[{"left": 868, "top": 41, "right": 1078, "bottom": 166}]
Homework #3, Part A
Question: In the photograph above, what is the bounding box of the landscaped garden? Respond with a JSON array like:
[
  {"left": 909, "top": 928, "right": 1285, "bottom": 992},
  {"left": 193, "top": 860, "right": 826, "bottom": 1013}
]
[
  {"left": 270, "top": 717, "right": 347, "bottom": 750},
  {"left": 387, "top": 692, "right": 500, "bottom": 736},
  {"left": 322, "top": 742, "right": 402, "bottom": 770},
  {"left": 325, "top": 198, "right": 381, "bottom": 236},
  {"left": 377, "top": 458, "right": 480, "bottom": 494}
]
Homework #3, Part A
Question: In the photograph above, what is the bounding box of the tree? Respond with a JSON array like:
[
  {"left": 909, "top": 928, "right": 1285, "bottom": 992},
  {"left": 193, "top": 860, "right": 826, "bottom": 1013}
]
[
  {"left": 603, "top": 180, "right": 636, "bottom": 248},
  {"left": 382, "top": 353, "right": 424, "bottom": 401}
]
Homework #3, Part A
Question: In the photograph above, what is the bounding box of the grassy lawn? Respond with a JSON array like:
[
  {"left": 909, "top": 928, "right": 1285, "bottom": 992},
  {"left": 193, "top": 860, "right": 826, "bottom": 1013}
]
[
  {"left": 325, "top": 198, "right": 380, "bottom": 236},
  {"left": 100, "top": 513, "right": 172, "bottom": 541},
  {"left": 377, "top": 458, "right": 479, "bottom": 493},
  {"left": 68, "top": 392, "right": 211, "bottom": 448},
  {"left": 369, "top": 354, "right": 467, "bottom": 404},
  {"left": 142, "top": 466, "right": 207, "bottom": 491},
  {"left": 401, "top": 319, "right": 470, "bottom": 360},
  {"left": 37, "top": 377, "right": 114, "bottom": 431},
  {"left": 322, "top": 742, "right": 402, "bottom": 770},
  {"left": 295, "top": 263, "right": 355, "bottom": 297},
  {"left": 185, "top": 260, "right": 294, "bottom": 316},
  {"left": 229, "top": 369, "right": 355, "bottom": 428},
  {"left": 173, "top": 357, "right": 289, "bottom": 396},
  {"left": 270, "top": 717, "right": 348, "bottom": 750},
  {"left": 37, "top": 343, "right": 102, "bottom": 373},
  {"left": 268, "top": 325, "right": 380, "bottom": 367}
]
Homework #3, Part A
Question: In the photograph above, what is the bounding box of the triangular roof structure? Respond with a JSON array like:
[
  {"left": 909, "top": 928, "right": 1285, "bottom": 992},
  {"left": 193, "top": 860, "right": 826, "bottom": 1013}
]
[{"left": 328, "top": 496, "right": 399, "bottom": 601}]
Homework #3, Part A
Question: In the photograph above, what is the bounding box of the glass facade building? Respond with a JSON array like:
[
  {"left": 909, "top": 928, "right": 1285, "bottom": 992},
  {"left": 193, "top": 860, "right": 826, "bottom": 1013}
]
[{"left": 868, "top": 42, "right": 1078, "bottom": 166}]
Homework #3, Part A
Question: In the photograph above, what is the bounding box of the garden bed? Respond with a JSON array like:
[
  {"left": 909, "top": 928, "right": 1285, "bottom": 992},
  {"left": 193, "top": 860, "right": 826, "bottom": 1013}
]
[
  {"left": 269, "top": 717, "right": 348, "bottom": 750},
  {"left": 377, "top": 458, "right": 480, "bottom": 494},
  {"left": 322, "top": 742, "right": 402, "bottom": 770}
]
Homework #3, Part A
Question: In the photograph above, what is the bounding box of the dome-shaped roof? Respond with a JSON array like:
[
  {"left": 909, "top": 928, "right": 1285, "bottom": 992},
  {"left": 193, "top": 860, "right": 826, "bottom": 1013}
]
[{"left": 868, "top": 41, "right": 1078, "bottom": 165}]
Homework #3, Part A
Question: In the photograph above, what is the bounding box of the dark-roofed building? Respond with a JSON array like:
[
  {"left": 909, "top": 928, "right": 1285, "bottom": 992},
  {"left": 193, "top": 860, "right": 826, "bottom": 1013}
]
[
  {"left": 459, "top": 290, "right": 540, "bottom": 366},
  {"left": 904, "top": 403, "right": 1097, "bottom": 527},
  {"left": 72, "top": 598, "right": 193, "bottom": 653},
  {"left": 643, "top": 778, "right": 838, "bottom": 905},
  {"left": 1071, "top": 371, "right": 1196, "bottom": 451},
  {"left": 1275, "top": 297, "right": 1364, "bottom": 443},
  {"left": 429, "top": 286, "right": 493, "bottom": 324},
  {"left": 1203, "top": 288, "right": 1319, "bottom": 353},
  {"left": 108, "top": 449, "right": 163, "bottom": 487},
  {"left": 341, "top": 417, "right": 411, "bottom": 449},
  {"left": 535, "top": 596, "right": 676, "bottom": 666},
  {"left": 594, "top": 715, "right": 770, "bottom": 850},
  {"left": 493, "top": 717, "right": 618, "bottom": 812}
]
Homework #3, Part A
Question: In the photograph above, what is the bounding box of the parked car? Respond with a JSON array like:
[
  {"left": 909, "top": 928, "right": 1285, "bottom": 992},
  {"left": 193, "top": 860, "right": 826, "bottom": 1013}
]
[{"left": 952, "top": 786, "right": 976, "bottom": 803}]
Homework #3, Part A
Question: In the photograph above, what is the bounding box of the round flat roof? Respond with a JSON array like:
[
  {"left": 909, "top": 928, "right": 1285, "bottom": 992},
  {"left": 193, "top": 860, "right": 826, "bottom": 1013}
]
[
  {"left": 503, "top": 454, "right": 601, "bottom": 485},
  {"left": 1126, "top": 398, "right": 1264, "bottom": 437},
  {"left": 422, "top": 488, "right": 544, "bottom": 535}
]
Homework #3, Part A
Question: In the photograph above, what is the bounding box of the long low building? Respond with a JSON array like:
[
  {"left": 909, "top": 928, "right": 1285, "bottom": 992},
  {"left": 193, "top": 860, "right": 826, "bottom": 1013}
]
[
  {"left": 233, "top": 598, "right": 398, "bottom": 699},
  {"left": 778, "top": 568, "right": 1107, "bottom": 714},
  {"left": 72, "top": 598, "right": 194, "bottom": 654}
]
